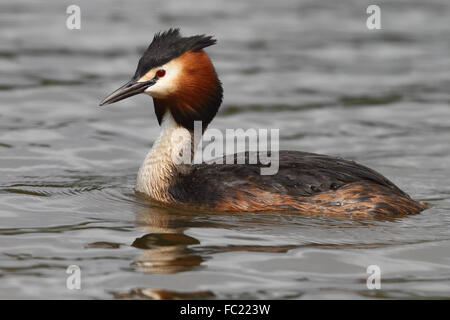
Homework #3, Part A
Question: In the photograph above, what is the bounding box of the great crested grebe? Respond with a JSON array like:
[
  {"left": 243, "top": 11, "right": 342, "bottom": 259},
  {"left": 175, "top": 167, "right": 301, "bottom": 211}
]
[{"left": 100, "top": 29, "right": 427, "bottom": 216}]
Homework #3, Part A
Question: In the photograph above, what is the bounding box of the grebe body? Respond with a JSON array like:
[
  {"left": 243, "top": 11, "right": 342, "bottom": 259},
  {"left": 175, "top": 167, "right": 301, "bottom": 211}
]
[{"left": 100, "top": 29, "right": 427, "bottom": 217}]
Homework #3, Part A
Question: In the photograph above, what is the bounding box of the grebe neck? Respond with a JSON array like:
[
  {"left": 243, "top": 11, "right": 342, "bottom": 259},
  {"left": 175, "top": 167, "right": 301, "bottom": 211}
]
[{"left": 135, "top": 111, "right": 198, "bottom": 202}]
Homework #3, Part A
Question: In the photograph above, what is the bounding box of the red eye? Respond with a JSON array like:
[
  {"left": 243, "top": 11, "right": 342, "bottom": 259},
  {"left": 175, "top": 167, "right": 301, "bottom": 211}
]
[{"left": 156, "top": 69, "right": 166, "bottom": 78}]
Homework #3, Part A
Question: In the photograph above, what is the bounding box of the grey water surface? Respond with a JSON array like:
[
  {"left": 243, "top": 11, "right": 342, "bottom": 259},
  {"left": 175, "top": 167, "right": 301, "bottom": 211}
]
[{"left": 1, "top": 0, "right": 450, "bottom": 299}]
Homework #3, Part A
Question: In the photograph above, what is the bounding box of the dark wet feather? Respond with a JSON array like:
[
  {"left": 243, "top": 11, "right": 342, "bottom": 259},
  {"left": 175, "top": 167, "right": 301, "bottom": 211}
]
[{"left": 168, "top": 150, "right": 407, "bottom": 204}]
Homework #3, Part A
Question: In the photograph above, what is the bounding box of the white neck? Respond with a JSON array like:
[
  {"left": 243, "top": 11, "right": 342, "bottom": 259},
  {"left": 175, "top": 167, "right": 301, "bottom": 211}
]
[{"left": 135, "top": 112, "right": 195, "bottom": 202}]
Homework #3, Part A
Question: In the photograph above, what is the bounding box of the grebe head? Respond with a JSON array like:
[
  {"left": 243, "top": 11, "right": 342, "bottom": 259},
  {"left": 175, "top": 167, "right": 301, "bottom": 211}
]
[{"left": 100, "top": 28, "right": 223, "bottom": 131}]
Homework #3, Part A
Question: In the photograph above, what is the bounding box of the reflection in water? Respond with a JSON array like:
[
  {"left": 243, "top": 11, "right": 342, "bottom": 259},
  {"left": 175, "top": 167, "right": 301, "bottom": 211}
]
[
  {"left": 131, "top": 233, "right": 203, "bottom": 274},
  {"left": 112, "top": 288, "right": 215, "bottom": 300},
  {"left": 124, "top": 201, "right": 410, "bottom": 299},
  {"left": 85, "top": 241, "right": 122, "bottom": 249},
  {"left": 130, "top": 199, "right": 400, "bottom": 277},
  {"left": 109, "top": 203, "right": 211, "bottom": 299},
  {"left": 132, "top": 204, "right": 204, "bottom": 274}
]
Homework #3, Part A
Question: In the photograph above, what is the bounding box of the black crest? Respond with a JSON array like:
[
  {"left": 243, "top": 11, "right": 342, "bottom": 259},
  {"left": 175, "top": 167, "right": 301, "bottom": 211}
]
[{"left": 133, "top": 28, "right": 217, "bottom": 80}]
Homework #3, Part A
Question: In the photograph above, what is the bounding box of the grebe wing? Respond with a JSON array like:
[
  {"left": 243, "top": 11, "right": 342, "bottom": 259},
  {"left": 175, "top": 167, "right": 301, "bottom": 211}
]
[{"left": 170, "top": 151, "right": 407, "bottom": 202}]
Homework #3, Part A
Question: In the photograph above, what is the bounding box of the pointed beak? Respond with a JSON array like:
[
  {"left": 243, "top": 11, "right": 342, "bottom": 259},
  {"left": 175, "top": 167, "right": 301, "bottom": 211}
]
[{"left": 99, "top": 79, "right": 156, "bottom": 106}]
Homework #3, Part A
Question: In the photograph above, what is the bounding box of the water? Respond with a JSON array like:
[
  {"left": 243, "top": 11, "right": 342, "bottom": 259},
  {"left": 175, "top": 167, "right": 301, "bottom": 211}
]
[{"left": 1, "top": 0, "right": 450, "bottom": 299}]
